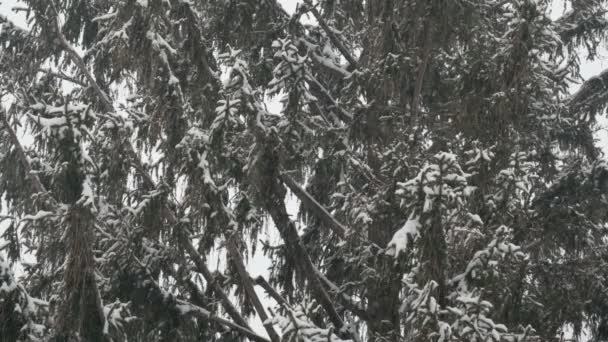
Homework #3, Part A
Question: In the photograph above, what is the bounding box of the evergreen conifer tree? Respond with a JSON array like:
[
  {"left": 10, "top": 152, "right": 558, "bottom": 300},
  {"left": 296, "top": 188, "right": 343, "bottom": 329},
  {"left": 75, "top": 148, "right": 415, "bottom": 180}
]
[{"left": 1, "top": 0, "right": 608, "bottom": 341}]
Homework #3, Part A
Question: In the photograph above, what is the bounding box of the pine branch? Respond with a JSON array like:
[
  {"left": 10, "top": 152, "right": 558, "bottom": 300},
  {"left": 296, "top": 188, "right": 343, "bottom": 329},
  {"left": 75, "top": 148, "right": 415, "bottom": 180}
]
[
  {"left": 0, "top": 13, "right": 28, "bottom": 39},
  {"left": 309, "top": 49, "right": 352, "bottom": 78},
  {"left": 53, "top": 17, "right": 114, "bottom": 113},
  {"left": 302, "top": 2, "right": 358, "bottom": 69},
  {"left": 227, "top": 237, "right": 281, "bottom": 342},
  {"left": 554, "top": 9, "right": 608, "bottom": 48},
  {"left": 253, "top": 276, "right": 289, "bottom": 306},
  {"left": 568, "top": 68, "right": 608, "bottom": 119},
  {"left": 38, "top": 68, "right": 87, "bottom": 87},
  {"left": 279, "top": 172, "right": 384, "bottom": 254},
  {"left": 315, "top": 269, "right": 369, "bottom": 321},
  {"left": 412, "top": 25, "right": 433, "bottom": 119},
  {"left": 306, "top": 73, "right": 353, "bottom": 123},
  {"left": 50, "top": 13, "right": 255, "bottom": 337},
  {"left": 279, "top": 173, "right": 347, "bottom": 239},
  {"left": 164, "top": 266, "right": 208, "bottom": 307},
  {"left": 141, "top": 261, "right": 269, "bottom": 342},
  {"left": 0, "top": 109, "right": 55, "bottom": 208},
  {"left": 256, "top": 160, "right": 354, "bottom": 339},
  {"left": 177, "top": 300, "right": 270, "bottom": 342},
  {"left": 269, "top": 204, "right": 347, "bottom": 333},
  {"left": 1, "top": 108, "right": 111, "bottom": 342},
  {"left": 179, "top": 231, "right": 253, "bottom": 330}
]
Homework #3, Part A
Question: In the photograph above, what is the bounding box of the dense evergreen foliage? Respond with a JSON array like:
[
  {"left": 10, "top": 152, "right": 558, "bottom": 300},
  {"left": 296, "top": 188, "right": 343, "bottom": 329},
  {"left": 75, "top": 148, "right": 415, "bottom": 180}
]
[{"left": 1, "top": 0, "right": 608, "bottom": 341}]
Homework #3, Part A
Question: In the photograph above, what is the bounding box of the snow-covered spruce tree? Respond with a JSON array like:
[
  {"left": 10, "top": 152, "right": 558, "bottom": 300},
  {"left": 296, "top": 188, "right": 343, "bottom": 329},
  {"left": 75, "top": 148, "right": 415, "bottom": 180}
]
[{"left": 1, "top": 0, "right": 608, "bottom": 341}]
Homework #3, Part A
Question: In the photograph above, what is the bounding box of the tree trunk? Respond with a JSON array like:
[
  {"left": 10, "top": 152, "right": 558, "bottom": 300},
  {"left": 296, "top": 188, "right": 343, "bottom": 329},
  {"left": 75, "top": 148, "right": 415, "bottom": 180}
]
[{"left": 366, "top": 207, "right": 402, "bottom": 342}]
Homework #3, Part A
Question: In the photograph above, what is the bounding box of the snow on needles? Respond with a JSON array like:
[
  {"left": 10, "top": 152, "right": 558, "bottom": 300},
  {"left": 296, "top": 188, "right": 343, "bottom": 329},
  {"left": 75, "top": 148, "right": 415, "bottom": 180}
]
[{"left": 386, "top": 215, "right": 420, "bottom": 257}]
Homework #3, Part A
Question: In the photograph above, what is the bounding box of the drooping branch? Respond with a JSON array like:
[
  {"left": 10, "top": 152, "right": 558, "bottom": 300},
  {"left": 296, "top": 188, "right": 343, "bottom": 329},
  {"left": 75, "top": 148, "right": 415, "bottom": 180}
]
[
  {"left": 50, "top": 14, "right": 254, "bottom": 335},
  {"left": 54, "top": 17, "right": 114, "bottom": 113},
  {"left": 554, "top": 9, "right": 608, "bottom": 50},
  {"left": 302, "top": 1, "right": 358, "bottom": 69},
  {"left": 1, "top": 108, "right": 111, "bottom": 342},
  {"left": 179, "top": 233, "right": 252, "bottom": 330},
  {"left": 266, "top": 198, "right": 347, "bottom": 333},
  {"left": 227, "top": 237, "right": 281, "bottom": 342},
  {"left": 254, "top": 146, "right": 353, "bottom": 339},
  {"left": 140, "top": 261, "right": 269, "bottom": 342},
  {"left": 279, "top": 173, "right": 347, "bottom": 239},
  {"left": 264, "top": 172, "right": 370, "bottom": 320},
  {"left": 568, "top": 68, "right": 608, "bottom": 120},
  {"left": 280, "top": 172, "right": 384, "bottom": 255},
  {"left": 306, "top": 74, "right": 353, "bottom": 123},
  {"left": 177, "top": 300, "right": 270, "bottom": 342},
  {"left": 253, "top": 276, "right": 289, "bottom": 306},
  {"left": 38, "top": 68, "right": 87, "bottom": 87},
  {"left": 0, "top": 110, "right": 54, "bottom": 207},
  {"left": 127, "top": 163, "right": 252, "bottom": 332},
  {"left": 168, "top": 266, "right": 278, "bottom": 342},
  {"left": 315, "top": 269, "right": 369, "bottom": 320}
]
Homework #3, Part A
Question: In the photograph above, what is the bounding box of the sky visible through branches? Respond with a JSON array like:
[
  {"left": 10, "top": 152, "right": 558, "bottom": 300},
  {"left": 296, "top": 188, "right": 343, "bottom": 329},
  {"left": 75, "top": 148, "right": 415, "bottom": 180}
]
[
  {"left": 0, "top": 0, "right": 299, "bottom": 338},
  {"left": 1, "top": 0, "right": 608, "bottom": 341}
]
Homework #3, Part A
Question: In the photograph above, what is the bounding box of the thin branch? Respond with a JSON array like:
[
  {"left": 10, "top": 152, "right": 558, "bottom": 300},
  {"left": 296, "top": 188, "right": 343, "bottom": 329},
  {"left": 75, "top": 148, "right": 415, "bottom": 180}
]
[
  {"left": 303, "top": 1, "right": 358, "bottom": 69},
  {"left": 54, "top": 17, "right": 114, "bottom": 112},
  {"left": 279, "top": 172, "right": 384, "bottom": 254},
  {"left": 412, "top": 25, "right": 432, "bottom": 119},
  {"left": 0, "top": 109, "right": 55, "bottom": 208},
  {"left": 143, "top": 262, "right": 269, "bottom": 342},
  {"left": 177, "top": 299, "right": 270, "bottom": 342},
  {"left": 306, "top": 73, "right": 353, "bottom": 123},
  {"left": 179, "top": 230, "right": 253, "bottom": 330},
  {"left": 38, "top": 68, "right": 87, "bottom": 87},
  {"left": 227, "top": 238, "right": 281, "bottom": 342},
  {"left": 315, "top": 269, "right": 369, "bottom": 320},
  {"left": 279, "top": 173, "right": 347, "bottom": 239},
  {"left": 258, "top": 170, "right": 350, "bottom": 338},
  {"left": 253, "top": 276, "right": 288, "bottom": 306}
]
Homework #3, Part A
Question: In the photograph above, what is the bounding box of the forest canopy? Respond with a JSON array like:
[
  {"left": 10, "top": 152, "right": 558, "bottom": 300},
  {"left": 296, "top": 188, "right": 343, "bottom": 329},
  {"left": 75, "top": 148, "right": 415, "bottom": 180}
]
[{"left": 1, "top": 0, "right": 608, "bottom": 341}]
